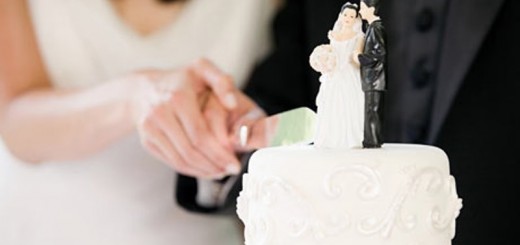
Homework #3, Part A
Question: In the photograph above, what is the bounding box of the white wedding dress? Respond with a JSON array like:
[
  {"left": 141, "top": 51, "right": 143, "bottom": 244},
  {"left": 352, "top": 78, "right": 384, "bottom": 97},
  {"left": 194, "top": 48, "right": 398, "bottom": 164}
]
[
  {"left": 0, "top": 0, "right": 274, "bottom": 244},
  {"left": 314, "top": 32, "right": 365, "bottom": 148}
]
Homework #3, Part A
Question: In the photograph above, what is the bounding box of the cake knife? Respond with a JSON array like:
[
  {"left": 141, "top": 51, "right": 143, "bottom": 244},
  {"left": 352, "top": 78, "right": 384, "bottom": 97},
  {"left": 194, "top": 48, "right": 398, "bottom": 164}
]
[{"left": 236, "top": 106, "right": 317, "bottom": 150}]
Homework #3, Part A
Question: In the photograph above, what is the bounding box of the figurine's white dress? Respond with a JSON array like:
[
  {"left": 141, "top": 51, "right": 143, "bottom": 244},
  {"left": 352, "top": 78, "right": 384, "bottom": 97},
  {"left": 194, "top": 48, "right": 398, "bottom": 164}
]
[
  {"left": 315, "top": 32, "right": 365, "bottom": 148},
  {"left": 0, "top": 0, "right": 274, "bottom": 245}
]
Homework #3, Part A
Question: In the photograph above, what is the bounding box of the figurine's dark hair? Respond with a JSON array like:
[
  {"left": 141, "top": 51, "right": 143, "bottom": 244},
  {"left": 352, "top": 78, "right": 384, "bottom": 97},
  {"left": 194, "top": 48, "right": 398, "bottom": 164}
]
[
  {"left": 340, "top": 2, "right": 360, "bottom": 17},
  {"left": 362, "top": 0, "right": 380, "bottom": 15}
]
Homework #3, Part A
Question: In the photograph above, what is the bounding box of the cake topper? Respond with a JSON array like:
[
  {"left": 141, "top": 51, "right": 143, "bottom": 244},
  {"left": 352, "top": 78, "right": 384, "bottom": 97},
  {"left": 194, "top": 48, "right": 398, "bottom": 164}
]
[
  {"left": 358, "top": 0, "right": 386, "bottom": 148},
  {"left": 310, "top": 2, "right": 365, "bottom": 148}
]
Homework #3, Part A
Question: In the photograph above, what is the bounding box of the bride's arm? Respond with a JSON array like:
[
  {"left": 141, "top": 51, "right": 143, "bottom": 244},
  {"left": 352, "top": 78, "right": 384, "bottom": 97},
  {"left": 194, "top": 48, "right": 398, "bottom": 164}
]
[{"left": 0, "top": 83, "right": 135, "bottom": 164}]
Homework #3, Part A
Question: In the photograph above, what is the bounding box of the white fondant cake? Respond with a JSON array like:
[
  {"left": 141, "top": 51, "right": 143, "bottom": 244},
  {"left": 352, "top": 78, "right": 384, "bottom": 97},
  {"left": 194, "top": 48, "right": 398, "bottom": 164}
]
[{"left": 237, "top": 144, "right": 462, "bottom": 245}]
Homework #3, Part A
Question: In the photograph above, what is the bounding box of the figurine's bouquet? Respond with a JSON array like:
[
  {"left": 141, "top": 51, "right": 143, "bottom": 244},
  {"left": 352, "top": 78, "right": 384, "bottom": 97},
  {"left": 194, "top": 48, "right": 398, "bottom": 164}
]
[{"left": 309, "top": 44, "right": 336, "bottom": 76}]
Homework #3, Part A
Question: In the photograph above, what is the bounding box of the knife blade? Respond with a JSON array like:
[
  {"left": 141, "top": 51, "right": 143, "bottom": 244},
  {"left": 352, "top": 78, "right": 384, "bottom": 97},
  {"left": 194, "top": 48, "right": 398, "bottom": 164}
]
[{"left": 235, "top": 107, "right": 317, "bottom": 151}]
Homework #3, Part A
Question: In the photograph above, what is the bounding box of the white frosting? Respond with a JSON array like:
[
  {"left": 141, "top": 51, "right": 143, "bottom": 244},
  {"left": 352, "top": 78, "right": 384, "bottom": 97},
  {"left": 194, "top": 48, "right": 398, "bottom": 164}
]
[{"left": 237, "top": 144, "right": 462, "bottom": 245}]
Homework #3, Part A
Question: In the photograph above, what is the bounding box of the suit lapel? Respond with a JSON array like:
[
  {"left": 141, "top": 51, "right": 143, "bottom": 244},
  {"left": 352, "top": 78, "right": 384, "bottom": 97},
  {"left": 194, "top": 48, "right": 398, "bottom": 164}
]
[{"left": 428, "top": 0, "right": 505, "bottom": 143}]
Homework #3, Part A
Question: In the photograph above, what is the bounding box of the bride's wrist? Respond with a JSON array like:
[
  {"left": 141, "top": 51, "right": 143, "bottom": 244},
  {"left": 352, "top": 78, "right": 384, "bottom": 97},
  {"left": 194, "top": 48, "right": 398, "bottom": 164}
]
[{"left": 107, "top": 72, "right": 154, "bottom": 130}]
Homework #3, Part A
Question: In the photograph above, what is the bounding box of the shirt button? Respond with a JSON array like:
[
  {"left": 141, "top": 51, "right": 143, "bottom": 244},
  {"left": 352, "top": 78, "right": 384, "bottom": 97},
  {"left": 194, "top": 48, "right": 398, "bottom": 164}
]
[
  {"left": 416, "top": 8, "right": 435, "bottom": 32},
  {"left": 411, "top": 58, "right": 432, "bottom": 89}
]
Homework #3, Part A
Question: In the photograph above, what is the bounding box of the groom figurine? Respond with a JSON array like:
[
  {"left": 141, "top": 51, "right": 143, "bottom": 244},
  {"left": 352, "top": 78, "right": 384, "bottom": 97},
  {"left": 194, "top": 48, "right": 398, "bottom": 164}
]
[{"left": 358, "top": 0, "right": 386, "bottom": 148}]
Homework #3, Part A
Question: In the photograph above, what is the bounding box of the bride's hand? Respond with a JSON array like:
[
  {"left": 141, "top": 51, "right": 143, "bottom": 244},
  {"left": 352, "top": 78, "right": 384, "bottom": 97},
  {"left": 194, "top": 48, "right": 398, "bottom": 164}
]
[{"left": 129, "top": 59, "right": 242, "bottom": 179}]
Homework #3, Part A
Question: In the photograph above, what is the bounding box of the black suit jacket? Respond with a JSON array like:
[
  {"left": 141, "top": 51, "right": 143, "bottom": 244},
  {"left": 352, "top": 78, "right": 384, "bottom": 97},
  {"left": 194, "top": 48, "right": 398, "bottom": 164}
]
[
  {"left": 359, "top": 20, "right": 386, "bottom": 92},
  {"left": 243, "top": 0, "right": 520, "bottom": 244}
]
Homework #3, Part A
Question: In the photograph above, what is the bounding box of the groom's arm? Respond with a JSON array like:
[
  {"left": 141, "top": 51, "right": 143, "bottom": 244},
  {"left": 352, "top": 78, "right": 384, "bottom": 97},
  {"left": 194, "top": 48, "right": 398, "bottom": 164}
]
[{"left": 359, "top": 25, "right": 387, "bottom": 67}]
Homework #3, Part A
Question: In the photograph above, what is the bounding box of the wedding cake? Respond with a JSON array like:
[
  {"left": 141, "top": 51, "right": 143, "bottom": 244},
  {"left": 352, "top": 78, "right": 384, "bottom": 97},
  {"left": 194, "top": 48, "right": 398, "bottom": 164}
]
[
  {"left": 237, "top": 2, "right": 462, "bottom": 245},
  {"left": 237, "top": 144, "right": 462, "bottom": 245}
]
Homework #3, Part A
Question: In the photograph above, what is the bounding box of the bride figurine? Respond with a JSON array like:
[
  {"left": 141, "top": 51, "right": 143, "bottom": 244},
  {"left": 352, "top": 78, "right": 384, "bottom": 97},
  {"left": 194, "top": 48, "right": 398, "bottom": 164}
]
[{"left": 310, "top": 2, "right": 365, "bottom": 148}]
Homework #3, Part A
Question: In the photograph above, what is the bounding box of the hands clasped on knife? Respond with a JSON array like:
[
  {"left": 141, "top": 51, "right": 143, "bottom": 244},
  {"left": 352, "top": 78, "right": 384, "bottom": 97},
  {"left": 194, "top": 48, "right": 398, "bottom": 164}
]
[{"left": 134, "top": 58, "right": 264, "bottom": 180}]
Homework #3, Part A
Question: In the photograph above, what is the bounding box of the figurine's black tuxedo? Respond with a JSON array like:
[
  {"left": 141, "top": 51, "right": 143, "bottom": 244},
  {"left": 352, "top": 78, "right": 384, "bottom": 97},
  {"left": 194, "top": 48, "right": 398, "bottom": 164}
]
[
  {"left": 177, "top": 0, "right": 520, "bottom": 244},
  {"left": 359, "top": 20, "right": 386, "bottom": 148},
  {"left": 359, "top": 20, "right": 386, "bottom": 92}
]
